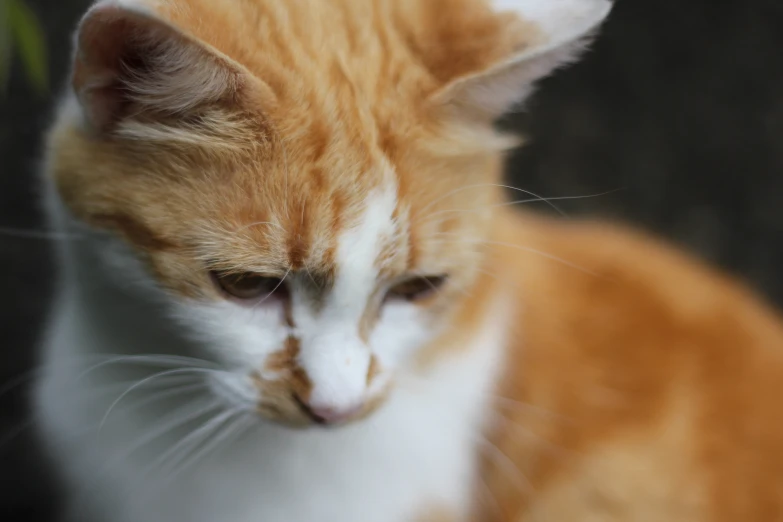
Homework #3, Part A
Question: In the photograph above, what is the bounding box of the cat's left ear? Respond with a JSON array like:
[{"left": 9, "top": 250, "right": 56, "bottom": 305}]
[{"left": 434, "top": 0, "right": 612, "bottom": 120}]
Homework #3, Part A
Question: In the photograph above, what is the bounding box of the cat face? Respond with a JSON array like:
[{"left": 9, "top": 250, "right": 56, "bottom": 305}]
[{"left": 50, "top": 0, "right": 610, "bottom": 426}]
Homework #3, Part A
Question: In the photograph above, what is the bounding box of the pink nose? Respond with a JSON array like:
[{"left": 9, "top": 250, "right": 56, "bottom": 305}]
[{"left": 302, "top": 401, "right": 364, "bottom": 425}]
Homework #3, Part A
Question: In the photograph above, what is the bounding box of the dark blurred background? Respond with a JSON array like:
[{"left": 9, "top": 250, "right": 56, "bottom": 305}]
[{"left": 1, "top": 0, "right": 782, "bottom": 519}]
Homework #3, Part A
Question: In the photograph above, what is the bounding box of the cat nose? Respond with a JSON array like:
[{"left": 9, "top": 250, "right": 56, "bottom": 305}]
[{"left": 295, "top": 395, "right": 363, "bottom": 425}]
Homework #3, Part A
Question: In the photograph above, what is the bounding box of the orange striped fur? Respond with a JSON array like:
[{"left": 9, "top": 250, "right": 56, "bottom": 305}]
[{"left": 43, "top": 0, "right": 783, "bottom": 520}]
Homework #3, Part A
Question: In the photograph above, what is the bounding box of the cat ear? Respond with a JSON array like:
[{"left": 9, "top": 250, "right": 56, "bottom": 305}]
[
  {"left": 71, "top": 1, "right": 247, "bottom": 132},
  {"left": 435, "top": 0, "right": 612, "bottom": 120}
]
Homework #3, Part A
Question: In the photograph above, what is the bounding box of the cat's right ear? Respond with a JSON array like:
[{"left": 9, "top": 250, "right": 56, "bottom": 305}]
[
  {"left": 432, "top": 0, "right": 612, "bottom": 122},
  {"left": 71, "top": 1, "right": 256, "bottom": 133}
]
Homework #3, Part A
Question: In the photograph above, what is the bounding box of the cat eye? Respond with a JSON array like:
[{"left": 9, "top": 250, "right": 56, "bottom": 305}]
[
  {"left": 211, "top": 271, "right": 288, "bottom": 302},
  {"left": 385, "top": 275, "right": 448, "bottom": 303}
]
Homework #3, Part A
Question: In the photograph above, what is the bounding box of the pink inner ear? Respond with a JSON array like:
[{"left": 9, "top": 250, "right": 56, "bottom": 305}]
[
  {"left": 72, "top": 6, "right": 151, "bottom": 131},
  {"left": 71, "top": 4, "right": 241, "bottom": 133}
]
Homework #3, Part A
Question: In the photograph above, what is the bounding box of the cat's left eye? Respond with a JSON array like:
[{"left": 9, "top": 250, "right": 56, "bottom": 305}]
[
  {"left": 211, "top": 271, "right": 288, "bottom": 302},
  {"left": 385, "top": 275, "right": 448, "bottom": 303}
]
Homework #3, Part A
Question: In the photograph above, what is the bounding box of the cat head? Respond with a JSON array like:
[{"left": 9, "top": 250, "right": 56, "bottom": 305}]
[{"left": 49, "top": 0, "right": 611, "bottom": 427}]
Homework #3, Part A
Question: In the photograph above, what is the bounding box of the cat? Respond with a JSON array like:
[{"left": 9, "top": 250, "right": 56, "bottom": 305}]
[{"left": 33, "top": 0, "right": 783, "bottom": 521}]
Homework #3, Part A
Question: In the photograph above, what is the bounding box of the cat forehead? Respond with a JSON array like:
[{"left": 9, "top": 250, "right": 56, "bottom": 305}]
[{"left": 195, "top": 163, "right": 405, "bottom": 276}]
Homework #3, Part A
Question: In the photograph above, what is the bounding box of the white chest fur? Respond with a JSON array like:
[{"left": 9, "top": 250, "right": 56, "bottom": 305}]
[{"left": 35, "top": 285, "right": 509, "bottom": 522}]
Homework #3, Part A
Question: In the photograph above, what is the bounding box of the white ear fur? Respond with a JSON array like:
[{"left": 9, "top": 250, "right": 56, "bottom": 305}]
[
  {"left": 440, "top": 0, "right": 612, "bottom": 119},
  {"left": 72, "top": 0, "right": 242, "bottom": 132}
]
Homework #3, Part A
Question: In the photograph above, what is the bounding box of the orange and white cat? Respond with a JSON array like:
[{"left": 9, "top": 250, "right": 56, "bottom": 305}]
[{"left": 34, "top": 0, "right": 783, "bottom": 521}]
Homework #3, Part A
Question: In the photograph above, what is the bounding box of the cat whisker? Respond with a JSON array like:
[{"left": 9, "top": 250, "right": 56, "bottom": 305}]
[
  {"left": 106, "top": 379, "right": 209, "bottom": 416},
  {"left": 0, "top": 226, "right": 83, "bottom": 241},
  {"left": 0, "top": 418, "right": 35, "bottom": 452},
  {"left": 78, "top": 353, "right": 222, "bottom": 367},
  {"left": 39, "top": 371, "right": 208, "bottom": 412},
  {"left": 417, "top": 183, "right": 568, "bottom": 222},
  {"left": 251, "top": 266, "right": 292, "bottom": 311},
  {"left": 410, "top": 268, "right": 471, "bottom": 299},
  {"left": 423, "top": 234, "right": 604, "bottom": 278},
  {"left": 475, "top": 472, "right": 506, "bottom": 522},
  {"left": 0, "top": 354, "right": 180, "bottom": 398},
  {"left": 119, "top": 396, "right": 221, "bottom": 459},
  {"left": 420, "top": 189, "right": 623, "bottom": 228},
  {"left": 488, "top": 410, "right": 576, "bottom": 460},
  {"left": 476, "top": 437, "right": 536, "bottom": 498},
  {"left": 79, "top": 391, "right": 217, "bottom": 457},
  {"left": 476, "top": 438, "right": 546, "bottom": 522},
  {"left": 74, "top": 354, "right": 222, "bottom": 382},
  {"left": 490, "top": 396, "right": 574, "bottom": 424},
  {"left": 471, "top": 266, "right": 525, "bottom": 292},
  {"left": 303, "top": 264, "right": 322, "bottom": 290},
  {"left": 68, "top": 397, "right": 223, "bottom": 519},
  {"left": 149, "top": 407, "right": 241, "bottom": 484},
  {"left": 0, "top": 376, "right": 209, "bottom": 454},
  {"left": 487, "top": 410, "right": 602, "bottom": 522},
  {"left": 234, "top": 220, "right": 284, "bottom": 234},
  {"left": 0, "top": 367, "right": 44, "bottom": 402},
  {"left": 90, "top": 374, "right": 206, "bottom": 395},
  {"left": 98, "top": 368, "right": 223, "bottom": 432},
  {"left": 165, "top": 411, "right": 254, "bottom": 485}
]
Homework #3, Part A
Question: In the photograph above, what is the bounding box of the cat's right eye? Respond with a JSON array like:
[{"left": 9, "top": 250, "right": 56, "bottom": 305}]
[
  {"left": 211, "top": 271, "right": 288, "bottom": 302},
  {"left": 385, "top": 275, "right": 448, "bottom": 303}
]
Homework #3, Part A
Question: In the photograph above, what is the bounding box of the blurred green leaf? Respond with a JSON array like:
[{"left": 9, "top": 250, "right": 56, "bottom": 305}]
[
  {"left": 0, "top": 0, "right": 11, "bottom": 94},
  {"left": 8, "top": 0, "right": 47, "bottom": 93}
]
